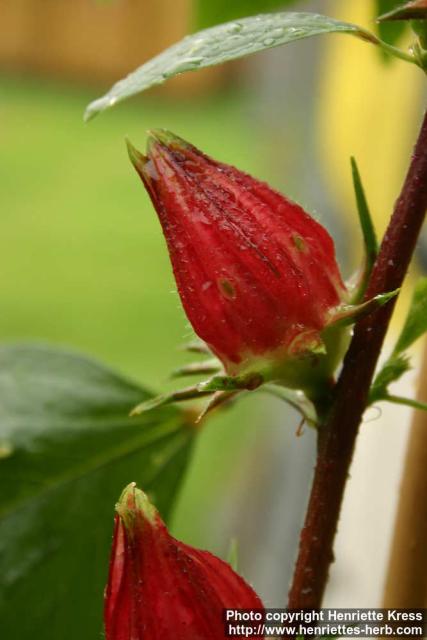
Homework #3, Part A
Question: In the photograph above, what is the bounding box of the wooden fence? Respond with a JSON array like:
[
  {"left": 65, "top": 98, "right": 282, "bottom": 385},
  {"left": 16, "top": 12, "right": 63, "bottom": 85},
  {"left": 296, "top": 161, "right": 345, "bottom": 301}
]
[{"left": 0, "top": 0, "right": 221, "bottom": 94}]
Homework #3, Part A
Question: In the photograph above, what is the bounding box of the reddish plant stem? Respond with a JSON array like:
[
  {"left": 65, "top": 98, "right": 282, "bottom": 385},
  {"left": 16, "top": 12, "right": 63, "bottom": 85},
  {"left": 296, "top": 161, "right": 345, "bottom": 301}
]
[{"left": 288, "top": 108, "right": 427, "bottom": 610}]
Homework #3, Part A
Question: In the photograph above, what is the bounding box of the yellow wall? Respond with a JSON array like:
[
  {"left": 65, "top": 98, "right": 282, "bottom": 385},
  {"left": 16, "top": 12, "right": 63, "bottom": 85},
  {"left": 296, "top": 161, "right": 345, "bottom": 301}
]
[{"left": 318, "top": 0, "right": 426, "bottom": 333}]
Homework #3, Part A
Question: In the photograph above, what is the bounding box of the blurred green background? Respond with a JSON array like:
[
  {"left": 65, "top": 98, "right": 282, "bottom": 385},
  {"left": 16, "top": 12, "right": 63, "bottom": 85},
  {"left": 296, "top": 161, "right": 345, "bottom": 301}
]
[
  {"left": 1, "top": 0, "right": 426, "bottom": 615},
  {"left": 1, "top": 71, "right": 302, "bottom": 601}
]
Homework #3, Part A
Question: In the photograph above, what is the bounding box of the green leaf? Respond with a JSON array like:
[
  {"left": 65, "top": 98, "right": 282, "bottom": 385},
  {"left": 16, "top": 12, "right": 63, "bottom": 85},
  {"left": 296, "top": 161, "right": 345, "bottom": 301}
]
[
  {"left": 369, "top": 278, "right": 427, "bottom": 404},
  {"left": 394, "top": 277, "right": 427, "bottom": 354},
  {"left": 369, "top": 353, "right": 411, "bottom": 402},
  {"left": 0, "top": 344, "right": 195, "bottom": 640},
  {"left": 84, "top": 12, "right": 379, "bottom": 122},
  {"left": 351, "top": 157, "right": 378, "bottom": 273},
  {"left": 194, "top": 0, "right": 296, "bottom": 29},
  {"left": 376, "top": 0, "right": 408, "bottom": 46}
]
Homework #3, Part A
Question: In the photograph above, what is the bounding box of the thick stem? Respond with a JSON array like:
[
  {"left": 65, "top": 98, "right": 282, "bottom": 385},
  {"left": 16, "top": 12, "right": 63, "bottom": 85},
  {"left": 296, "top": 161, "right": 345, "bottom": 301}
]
[{"left": 288, "top": 108, "right": 427, "bottom": 610}]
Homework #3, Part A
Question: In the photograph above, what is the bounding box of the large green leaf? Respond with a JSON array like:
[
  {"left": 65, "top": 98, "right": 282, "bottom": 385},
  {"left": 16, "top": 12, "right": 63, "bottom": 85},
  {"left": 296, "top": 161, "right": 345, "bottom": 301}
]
[
  {"left": 0, "top": 344, "right": 195, "bottom": 640},
  {"left": 194, "top": 0, "right": 297, "bottom": 30},
  {"left": 84, "top": 12, "right": 379, "bottom": 122}
]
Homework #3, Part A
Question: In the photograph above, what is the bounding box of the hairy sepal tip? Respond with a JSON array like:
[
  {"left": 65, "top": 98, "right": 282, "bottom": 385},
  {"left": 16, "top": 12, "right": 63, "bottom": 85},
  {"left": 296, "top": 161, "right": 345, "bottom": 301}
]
[{"left": 126, "top": 137, "right": 148, "bottom": 172}]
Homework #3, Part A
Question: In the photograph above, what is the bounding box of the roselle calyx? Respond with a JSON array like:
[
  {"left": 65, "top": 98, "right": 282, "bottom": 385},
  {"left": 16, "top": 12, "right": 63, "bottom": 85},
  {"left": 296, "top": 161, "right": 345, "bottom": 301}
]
[
  {"left": 104, "top": 483, "right": 264, "bottom": 640},
  {"left": 128, "top": 130, "right": 353, "bottom": 401}
]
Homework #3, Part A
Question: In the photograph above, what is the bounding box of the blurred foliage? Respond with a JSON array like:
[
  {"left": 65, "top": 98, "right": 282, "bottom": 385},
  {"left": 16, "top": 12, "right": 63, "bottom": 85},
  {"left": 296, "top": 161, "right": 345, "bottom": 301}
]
[
  {"left": 194, "top": 0, "right": 410, "bottom": 46},
  {"left": 375, "top": 0, "right": 408, "bottom": 44},
  {"left": 194, "top": 0, "right": 297, "bottom": 29},
  {"left": 376, "top": 0, "right": 408, "bottom": 45}
]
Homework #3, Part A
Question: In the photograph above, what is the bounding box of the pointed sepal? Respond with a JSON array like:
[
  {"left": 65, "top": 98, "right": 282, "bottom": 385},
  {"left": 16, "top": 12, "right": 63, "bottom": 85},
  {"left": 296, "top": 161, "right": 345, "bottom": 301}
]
[
  {"left": 327, "top": 289, "right": 399, "bottom": 328},
  {"left": 171, "top": 358, "right": 221, "bottom": 379},
  {"left": 196, "top": 390, "right": 241, "bottom": 423},
  {"left": 348, "top": 157, "right": 378, "bottom": 302},
  {"left": 179, "top": 339, "right": 212, "bottom": 355},
  {"left": 130, "top": 383, "right": 212, "bottom": 416},
  {"left": 197, "top": 372, "right": 264, "bottom": 393}
]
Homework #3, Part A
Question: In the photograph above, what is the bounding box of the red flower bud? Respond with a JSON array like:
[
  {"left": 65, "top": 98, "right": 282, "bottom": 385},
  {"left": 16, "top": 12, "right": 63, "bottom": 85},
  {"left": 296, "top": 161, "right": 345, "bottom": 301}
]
[
  {"left": 105, "top": 484, "right": 264, "bottom": 640},
  {"left": 127, "top": 131, "right": 347, "bottom": 378}
]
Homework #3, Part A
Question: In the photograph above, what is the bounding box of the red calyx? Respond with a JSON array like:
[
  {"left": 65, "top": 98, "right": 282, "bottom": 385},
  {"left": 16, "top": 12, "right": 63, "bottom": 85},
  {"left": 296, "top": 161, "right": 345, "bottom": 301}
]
[
  {"left": 127, "top": 131, "right": 346, "bottom": 375},
  {"left": 104, "top": 484, "right": 264, "bottom": 640}
]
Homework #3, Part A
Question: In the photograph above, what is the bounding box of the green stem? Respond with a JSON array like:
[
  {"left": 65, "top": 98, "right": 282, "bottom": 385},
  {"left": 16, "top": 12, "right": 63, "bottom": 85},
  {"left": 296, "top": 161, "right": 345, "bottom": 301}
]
[
  {"left": 379, "top": 40, "right": 418, "bottom": 65},
  {"left": 288, "top": 107, "right": 427, "bottom": 610},
  {"left": 386, "top": 394, "right": 427, "bottom": 412}
]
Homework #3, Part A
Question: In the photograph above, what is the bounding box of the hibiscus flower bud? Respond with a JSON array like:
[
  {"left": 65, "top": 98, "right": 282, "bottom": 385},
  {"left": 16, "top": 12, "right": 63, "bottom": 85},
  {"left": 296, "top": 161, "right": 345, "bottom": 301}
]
[
  {"left": 104, "top": 483, "right": 264, "bottom": 640},
  {"left": 127, "top": 131, "right": 348, "bottom": 392}
]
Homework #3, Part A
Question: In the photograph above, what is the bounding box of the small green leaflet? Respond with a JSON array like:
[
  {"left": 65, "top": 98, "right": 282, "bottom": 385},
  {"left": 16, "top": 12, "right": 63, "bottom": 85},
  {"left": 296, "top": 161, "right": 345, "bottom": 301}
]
[
  {"left": 84, "top": 12, "right": 380, "bottom": 122},
  {"left": 351, "top": 157, "right": 378, "bottom": 276},
  {"left": 394, "top": 277, "right": 427, "bottom": 354},
  {"left": 0, "top": 344, "right": 195, "bottom": 640},
  {"left": 370, "top": 277, "right": 427, "bottom": 407},
  {"left": 349, "top": 157, "right": 378, "bottom": 302},
  {"left": 369, "top": 353, "right": 411, "bottom": 403}
]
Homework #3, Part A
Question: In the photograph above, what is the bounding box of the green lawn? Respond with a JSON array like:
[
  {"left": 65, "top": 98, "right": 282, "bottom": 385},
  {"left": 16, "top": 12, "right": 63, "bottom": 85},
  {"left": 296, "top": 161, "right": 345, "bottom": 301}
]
[
  {"left": 1, "top": 74, "right": 280, "bottom": 549},
  {"left": 1, "top": 76, "right": 271, "bottom": 380}
]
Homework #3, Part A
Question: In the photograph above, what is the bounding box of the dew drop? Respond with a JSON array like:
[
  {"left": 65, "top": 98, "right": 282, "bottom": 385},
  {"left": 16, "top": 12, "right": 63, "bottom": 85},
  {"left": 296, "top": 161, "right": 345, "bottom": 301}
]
[
  {"left": 271, "top": 27, "right": 284, "bottom": 38},
  {"left": 173, "top": 57, "right": 203, "bottom": 73},
  {"left": 228, "top": 22, "right": 243, "bottom": 34}
]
